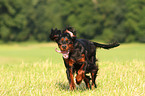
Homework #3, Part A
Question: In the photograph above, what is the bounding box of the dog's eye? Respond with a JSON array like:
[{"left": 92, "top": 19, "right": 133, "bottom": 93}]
[
  {"left": 59, "top": 38, "right": 64, "bottom": 44},
  {"left": 60, "top": 40, "right": 64, "bottom": 44},
  {"left": 66, "top": 40, "right": 68, "bottom": 43},
  {"left": 60, "top": 40, "right": 66, "bottom": 44}
]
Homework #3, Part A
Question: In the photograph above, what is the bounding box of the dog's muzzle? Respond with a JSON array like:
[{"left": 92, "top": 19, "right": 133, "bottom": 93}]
[{"left": 55, "top": 48, "right": 70, "bottom": 59}]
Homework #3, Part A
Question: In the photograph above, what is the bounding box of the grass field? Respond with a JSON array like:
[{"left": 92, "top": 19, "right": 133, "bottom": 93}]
[{"left": 0, "top": 42, "right": 144, "bottom": 96}]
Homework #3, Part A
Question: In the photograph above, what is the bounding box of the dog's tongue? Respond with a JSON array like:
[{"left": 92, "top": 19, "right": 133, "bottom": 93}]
[
  {"left": 60, "top": 51, "right": 66, "bottom": 54},
  {"left": 55, "top": 48, "right": 69, "bottom": 59},
  {"left": 62, "top": 51, "right": 69, "bottom": 59}
]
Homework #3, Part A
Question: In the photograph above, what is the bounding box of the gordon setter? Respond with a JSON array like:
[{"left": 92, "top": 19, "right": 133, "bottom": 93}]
[{"left": 49, "top": 27, "right": 120, "bottom": 90}]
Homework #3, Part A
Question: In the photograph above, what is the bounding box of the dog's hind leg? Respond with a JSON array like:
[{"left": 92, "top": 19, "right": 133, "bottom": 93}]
[
  {"left": 91, "top": 65, "right": 99, "bottom": 89},
  {"left": 76, "top": 72, "right": 91, "bottom": 89},
  {"left": 91, "top": 72, "right": 97, "bottom": 89},
  {"left": 83, "top": 75, "right": 91, "bottom": 89}
]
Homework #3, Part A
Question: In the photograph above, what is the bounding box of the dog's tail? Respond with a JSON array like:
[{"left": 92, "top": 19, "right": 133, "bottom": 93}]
[{"left": 93, "top": 42, "right": 120, "bottom": 49}]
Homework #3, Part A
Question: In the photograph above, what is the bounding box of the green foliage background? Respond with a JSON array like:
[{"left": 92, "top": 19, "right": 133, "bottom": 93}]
[{"left": 0, "top": 0, "right": 145, "bottom": 43}]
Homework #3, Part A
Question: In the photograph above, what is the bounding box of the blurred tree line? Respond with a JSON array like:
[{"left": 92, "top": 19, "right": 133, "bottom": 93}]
[{"left": 0, "top": 0, "right": 145, "bottom": 43}]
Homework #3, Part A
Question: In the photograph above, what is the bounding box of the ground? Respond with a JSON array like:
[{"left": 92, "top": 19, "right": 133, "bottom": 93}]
[{"left": 0, "top": 42, "right": 144, "bottom": 96}]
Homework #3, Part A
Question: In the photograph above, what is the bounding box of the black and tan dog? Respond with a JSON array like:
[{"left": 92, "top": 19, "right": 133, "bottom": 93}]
[{"left": 49, "top": 27, "right": 120, "bottom": 90}]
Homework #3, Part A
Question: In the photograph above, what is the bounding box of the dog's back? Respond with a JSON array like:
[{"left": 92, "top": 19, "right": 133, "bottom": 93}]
[{"left": 77, "top": 39, "right": 97, "bottom": 59}]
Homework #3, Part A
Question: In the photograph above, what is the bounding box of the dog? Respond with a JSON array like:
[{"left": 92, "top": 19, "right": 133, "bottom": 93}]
[{"left": 49, "top": 26, "right": 120, "bottom": 90}]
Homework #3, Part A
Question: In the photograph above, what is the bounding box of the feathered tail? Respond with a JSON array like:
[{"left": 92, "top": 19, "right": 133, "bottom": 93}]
[{"left": 93, "top": 42, "right": 120, "bottom": 49}]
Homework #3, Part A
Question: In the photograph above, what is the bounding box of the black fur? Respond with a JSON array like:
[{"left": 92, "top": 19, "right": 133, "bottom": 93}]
[
  {"left": 49, "top": 26, "right": 120, "bottom": 90},
  {"left": 49, "top": 28, "right": 61, "bottom": 41}
]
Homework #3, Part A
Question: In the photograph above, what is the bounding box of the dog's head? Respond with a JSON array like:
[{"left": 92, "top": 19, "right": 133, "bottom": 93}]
[
  {"left": 50, "top": 27, "right": 76, "bottom": 59},
  {"left": 56, "top": 32, "right": 75, "bottom": 59}
]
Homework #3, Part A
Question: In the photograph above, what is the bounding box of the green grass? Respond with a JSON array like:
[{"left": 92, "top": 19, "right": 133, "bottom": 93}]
[{"left": 0, "top": 43, "right": 144, "bottom": 96}]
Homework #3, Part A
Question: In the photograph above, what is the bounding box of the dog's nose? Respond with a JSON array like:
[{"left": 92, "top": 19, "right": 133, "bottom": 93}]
[{"left": 62, "top": 45, "right": 66, "bottom": 49}]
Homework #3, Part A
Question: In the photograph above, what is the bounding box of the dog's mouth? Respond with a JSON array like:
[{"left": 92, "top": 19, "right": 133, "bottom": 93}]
[{"left": 55, "top": 48, "right": 70, "bottom": 59}]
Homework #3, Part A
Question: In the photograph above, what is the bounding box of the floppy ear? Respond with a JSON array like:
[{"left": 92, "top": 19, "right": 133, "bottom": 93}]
[
  {"left": 65, "top": 30, "right": 74, "bottom": 37},
  {"left": 49, "top": 28, "right": 61, "bottom": 42},
  {"left": 63, "top": 26, "right": 77, "bottom": 40}
]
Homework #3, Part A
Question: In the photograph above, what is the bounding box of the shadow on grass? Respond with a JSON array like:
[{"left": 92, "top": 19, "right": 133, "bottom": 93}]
[{"left": 55, "top": 81, "right": 88, "bottom": 91}]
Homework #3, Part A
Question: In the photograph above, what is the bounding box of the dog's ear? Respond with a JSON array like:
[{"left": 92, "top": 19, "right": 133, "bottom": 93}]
[
  {"left": 63, "top": 26, "right": 76, "bottom": 40},
  {"left": 49, "top": 28, "right": 61, "bottom": 42}
]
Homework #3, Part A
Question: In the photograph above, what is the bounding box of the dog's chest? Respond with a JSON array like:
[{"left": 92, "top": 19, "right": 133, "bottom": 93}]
[
  {"left": 70, "top": 50, "right": 85, "bottom": 63},
  {"left": 69, "top": 41, "right": 86, "bottom": 63}
]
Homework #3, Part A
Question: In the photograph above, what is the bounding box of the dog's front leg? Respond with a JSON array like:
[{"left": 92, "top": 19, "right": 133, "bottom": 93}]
[
  {"left": 76, "top": 62, "right": 86, "bottom": 85},
  {"left": 66, "top": 59, "right": 75, "bottom": 90},
  {"left": 66, "top": 67, "right": 75, "bottom": 90}
]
